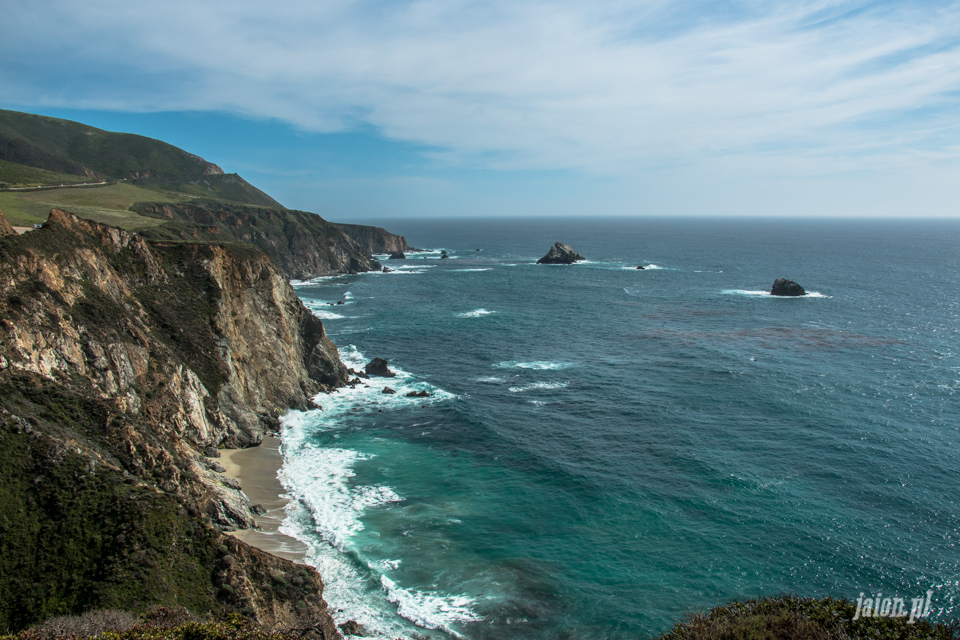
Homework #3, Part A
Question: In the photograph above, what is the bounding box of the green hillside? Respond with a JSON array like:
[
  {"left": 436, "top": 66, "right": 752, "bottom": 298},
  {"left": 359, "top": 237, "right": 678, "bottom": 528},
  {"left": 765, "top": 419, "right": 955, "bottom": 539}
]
[{"left": 0, "top": 110, "right": 279, "bottom": 207}]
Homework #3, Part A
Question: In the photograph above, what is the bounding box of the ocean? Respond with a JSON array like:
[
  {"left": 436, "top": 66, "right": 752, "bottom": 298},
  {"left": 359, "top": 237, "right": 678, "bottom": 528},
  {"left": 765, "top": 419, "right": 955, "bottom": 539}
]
[{"left": 281, "top": 217, "right": 960, "bottom": 639}]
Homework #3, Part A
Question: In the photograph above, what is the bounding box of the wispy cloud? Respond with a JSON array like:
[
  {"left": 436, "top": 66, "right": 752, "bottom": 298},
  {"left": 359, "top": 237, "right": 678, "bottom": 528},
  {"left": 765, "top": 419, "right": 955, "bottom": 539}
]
[{"left": 2, "top": 0, "right": 958, "bottom": 178}]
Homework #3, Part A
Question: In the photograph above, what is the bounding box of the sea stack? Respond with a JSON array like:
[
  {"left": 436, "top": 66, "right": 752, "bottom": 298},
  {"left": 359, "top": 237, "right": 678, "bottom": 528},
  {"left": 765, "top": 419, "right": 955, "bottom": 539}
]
[
  {"left": 389, "top": 251, "right": 406, "bottom": 260},
  {"left": 365, "top": 357, "right": 397, "bottom": 377},
  {"left": 770, "top": 278, "right": 806, "bottom": 296},
  {"left": 537, "top": 241, "right": 585, "bottom": 264}
]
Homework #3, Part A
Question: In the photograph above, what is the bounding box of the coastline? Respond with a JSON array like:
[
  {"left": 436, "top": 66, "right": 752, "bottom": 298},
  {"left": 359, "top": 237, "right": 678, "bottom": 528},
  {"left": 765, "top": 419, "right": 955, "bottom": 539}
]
[{"left": 220, "top": 437, "right": 310, "bottom": 564}]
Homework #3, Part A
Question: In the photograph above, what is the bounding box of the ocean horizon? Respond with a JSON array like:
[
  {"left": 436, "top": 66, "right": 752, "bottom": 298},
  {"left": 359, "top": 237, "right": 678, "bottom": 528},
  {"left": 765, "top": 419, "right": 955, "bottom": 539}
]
[{"left": 278, "top": 216, "right": 960, "bottom": 639}]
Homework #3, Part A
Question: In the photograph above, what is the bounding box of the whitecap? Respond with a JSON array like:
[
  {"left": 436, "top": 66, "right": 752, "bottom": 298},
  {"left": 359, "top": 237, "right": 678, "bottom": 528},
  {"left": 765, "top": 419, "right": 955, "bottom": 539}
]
[
  {"left": 453, "top": 268, "right": 491, "bottom": 272},
  {"left": 310, "top": 309, "right": 346, "bottom": 320},
  {"left": 475, "top": 376, "right": 506, "bottom": 383},
  {"left": 458, "top": 309, "right": 496, "bottom": 318},
  {"left": 381, "top": 575, "right": 482, "bottom": 631},
  {"left": 508, "top": 381, "right": 569, "bottom": 393},
  {"left": 494, "top": 360, "right": 573, "bottom": 370}
]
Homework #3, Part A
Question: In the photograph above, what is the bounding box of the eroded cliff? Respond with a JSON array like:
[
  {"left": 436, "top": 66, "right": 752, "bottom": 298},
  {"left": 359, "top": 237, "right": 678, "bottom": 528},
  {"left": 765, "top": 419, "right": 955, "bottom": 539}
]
[
  {"left": 0, "top": 209, "right": 345, "bottom": 636},
  {"left": 132, "top": 201, "right": 381, "bottom": 279},
  {"left": 335, "top": 223, "right": 411, "bottom": 255}
]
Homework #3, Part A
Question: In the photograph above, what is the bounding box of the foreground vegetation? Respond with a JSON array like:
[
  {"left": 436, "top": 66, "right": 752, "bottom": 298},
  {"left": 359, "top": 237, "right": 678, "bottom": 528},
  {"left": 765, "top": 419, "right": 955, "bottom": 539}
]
[
  {"left": 658, "top": 596, "right": 957, "bottom": 640},
  {"left": 3, "top": 596, "right": 956, "bottom": 640}
]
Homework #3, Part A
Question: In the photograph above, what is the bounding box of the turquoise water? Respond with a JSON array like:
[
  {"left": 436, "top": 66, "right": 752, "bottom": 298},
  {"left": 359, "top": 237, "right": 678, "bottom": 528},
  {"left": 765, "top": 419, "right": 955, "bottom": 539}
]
[{"left": 280, "top": 218, "right": 960, "bottom": 639}]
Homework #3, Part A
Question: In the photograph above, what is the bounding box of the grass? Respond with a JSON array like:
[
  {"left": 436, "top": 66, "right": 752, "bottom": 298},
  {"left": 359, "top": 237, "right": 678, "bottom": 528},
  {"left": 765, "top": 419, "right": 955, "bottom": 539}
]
[
  {"left": 0, "top": 159, "right": 91, "bottom": 187},
  {"left": 0, "top": 184, "right": 187, "bottom": 228}
]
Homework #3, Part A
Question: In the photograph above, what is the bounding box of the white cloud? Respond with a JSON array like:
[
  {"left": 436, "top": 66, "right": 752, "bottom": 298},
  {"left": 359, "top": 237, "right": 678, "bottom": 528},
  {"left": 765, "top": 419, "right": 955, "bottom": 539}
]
[{"left": 2, "top": 0, "right": 959, "bottom": 179}]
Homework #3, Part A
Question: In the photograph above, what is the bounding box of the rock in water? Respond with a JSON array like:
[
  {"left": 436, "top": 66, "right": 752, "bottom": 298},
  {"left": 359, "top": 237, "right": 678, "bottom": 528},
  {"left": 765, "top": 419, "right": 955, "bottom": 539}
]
[
  {"left": 389, "top": 251, "right": 406, "bottom": 260},
  {"left": 636, "top": 265, "right": 644, "bottom": 270},
  {"left": 365, "top": 357, "right": 396, "bottom": 377},
  {"left": 339, "top": 620, "right": 366, "bottom": 636},
  {"left": 770, "top": 278, "right": 806, "bottom": 296},
  {"left": 537, "top": 241, "right": 585, "bottom": 264},
  {"left": 406, "top": 390, "right": 430, "bottom": 398},
  {"left": 382, "top": 387, "right": 396, "bottom": 394}
]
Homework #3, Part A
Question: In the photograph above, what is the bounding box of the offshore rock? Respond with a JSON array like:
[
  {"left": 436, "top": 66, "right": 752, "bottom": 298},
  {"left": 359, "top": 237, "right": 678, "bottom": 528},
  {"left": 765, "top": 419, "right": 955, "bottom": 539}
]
[
  {"left": 537, "top": 241, "right": 585, "bottom": 264},
  {"left": 406, "top": 390, "right": 430, "bottom": 398},
  {"left": 382, "top": 387, "right": 396, "bottom": 395},
  {"left": 365, "top": 357, "right": 396, "bottom": 378},
  {"left": 771, "top": 278, "right": 806, "bottom": 296},
  {"left": 388, "top": 251, "right": 406, "bottom": 260}
]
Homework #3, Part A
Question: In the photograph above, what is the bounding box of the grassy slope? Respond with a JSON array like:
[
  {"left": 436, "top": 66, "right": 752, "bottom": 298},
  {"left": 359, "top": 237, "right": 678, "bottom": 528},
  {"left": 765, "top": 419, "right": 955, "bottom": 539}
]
[
  {"left": 0, "top": 159, "right": 92, "bottom": 187},
  {"left": 0, "top": 184, "right": 185, "bottom": 228},
  {"left": 0, "top": 110, "right": 279, "bottom": 208}
]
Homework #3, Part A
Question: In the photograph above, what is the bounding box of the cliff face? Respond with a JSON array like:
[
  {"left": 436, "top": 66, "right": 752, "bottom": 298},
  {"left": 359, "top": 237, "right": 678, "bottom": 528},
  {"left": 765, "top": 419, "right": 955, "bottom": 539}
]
[
  {"left": 0, "top": 209, "right": 345, "bottom": 636},
  {"left": 133, "top": 202, "right": 381, "bottom": 279},
  {"left": 335, "top": 223, "right": 411, "bottom": 255}
]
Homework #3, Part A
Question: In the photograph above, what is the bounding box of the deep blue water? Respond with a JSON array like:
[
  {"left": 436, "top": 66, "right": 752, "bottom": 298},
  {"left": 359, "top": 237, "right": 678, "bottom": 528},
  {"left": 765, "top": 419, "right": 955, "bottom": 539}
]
[{"left": 278, "top": 217, "right": 960, "bottom": 640}]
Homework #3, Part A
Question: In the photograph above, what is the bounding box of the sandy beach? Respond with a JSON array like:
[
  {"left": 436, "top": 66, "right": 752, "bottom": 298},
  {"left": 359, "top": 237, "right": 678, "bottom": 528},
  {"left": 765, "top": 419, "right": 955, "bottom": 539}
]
[{"left": 220, "top": 436, "right": 310, "bottom": 564}]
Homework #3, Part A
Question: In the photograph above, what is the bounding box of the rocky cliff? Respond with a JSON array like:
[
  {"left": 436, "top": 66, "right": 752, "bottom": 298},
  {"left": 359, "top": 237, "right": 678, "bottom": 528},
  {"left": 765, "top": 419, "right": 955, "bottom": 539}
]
[
  {"left": 132, "top": 201, "right": 381, "bottom": 279},
  {"left": 0, "top": 209, "right": 345, "bottom": 636},
  {"left": 0, "top": 208, "right": 15, "bottom": 236},
  {"left": 335, "top": 223, "right": 411, "bottom": 255}
]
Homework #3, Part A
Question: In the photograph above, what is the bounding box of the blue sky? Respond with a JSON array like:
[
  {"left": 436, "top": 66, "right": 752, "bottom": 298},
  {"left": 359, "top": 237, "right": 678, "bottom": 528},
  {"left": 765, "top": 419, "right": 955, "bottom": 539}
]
[{"left": 2, "top": 0, "right": 958, "bottom": 218}]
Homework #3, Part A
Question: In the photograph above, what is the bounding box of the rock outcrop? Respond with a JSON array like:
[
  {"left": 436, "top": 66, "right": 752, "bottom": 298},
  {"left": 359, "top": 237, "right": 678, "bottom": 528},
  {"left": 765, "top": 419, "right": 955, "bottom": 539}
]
[
  {"left": 0, "top": 209, "right": 346, "bottom": 634},
  {"left": 0, "top": 208, "right": 15, "bottom": 237},
  {"left": 770, "top": 278, "right": 806, "bottom": 296},
  {"left": 365, "top": 357, "right": 396, "bottom": 378},
  {"left": 537, "top": 241, "right": 585, "bottom": 264},
  {"left": 388, "top": 251, "right": 406, "bottom": 260}
]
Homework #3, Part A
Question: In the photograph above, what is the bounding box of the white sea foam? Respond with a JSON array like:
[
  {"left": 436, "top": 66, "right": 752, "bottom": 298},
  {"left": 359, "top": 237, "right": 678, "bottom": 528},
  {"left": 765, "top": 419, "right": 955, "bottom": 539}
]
[
  {"left": 722, "top": 289, "right": 829, "bottom": 298},
  {"left": 381, "top": 575, "right": 482, "bottom": 632},
  {"left": 509, "top": 381, "right": 569, "bottom": 393},
  {"left": 458, "top": 309, "right": 496, "bottom": 318},
  {"left": 453, "top": 268, "right": 491, "bottom": 272},
  {"left": 494, "top": 360, "right": 573, "bottom": 370},
  {"left": 475, "top": 376, "right": 506, "bottom": 383}
]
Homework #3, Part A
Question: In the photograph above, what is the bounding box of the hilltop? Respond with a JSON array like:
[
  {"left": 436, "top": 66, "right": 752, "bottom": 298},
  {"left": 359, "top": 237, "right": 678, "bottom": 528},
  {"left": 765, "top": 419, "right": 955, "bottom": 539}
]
[{"left": 0, "top": 109, "right": 410, "bottom": 279}]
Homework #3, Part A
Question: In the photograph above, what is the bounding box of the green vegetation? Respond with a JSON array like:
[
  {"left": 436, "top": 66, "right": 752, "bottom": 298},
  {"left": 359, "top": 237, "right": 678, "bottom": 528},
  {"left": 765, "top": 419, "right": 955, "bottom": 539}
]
[
  {"left": 0, "top": 109, "right": 280, "bottom": 208},
  {"left": 657, "top": 595, "right": 957, "bottom": 640},
  {"left": 1, "top": 608, "right": 316, "bottom": 640},
  {"left": 0, "top": 159, "right": 92, "bottom": 188},
  {"left": 0, "top": 183, "right": 187, "bottom": 228},
  {"left": 0, "top": 409, "right": 225, "bottom": 632}
]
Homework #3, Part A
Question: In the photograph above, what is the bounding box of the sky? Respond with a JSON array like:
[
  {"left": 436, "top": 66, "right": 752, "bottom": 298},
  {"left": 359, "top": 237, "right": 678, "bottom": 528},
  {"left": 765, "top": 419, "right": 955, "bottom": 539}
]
[{"left": 2, "top": 0, "right": 958, "bottom": 219}]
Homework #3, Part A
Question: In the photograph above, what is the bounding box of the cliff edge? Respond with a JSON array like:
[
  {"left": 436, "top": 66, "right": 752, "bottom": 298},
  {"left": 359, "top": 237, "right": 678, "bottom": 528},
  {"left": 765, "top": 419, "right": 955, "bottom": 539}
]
[{"left": 0, "top": 209, "right": 345, "bottom": 636}]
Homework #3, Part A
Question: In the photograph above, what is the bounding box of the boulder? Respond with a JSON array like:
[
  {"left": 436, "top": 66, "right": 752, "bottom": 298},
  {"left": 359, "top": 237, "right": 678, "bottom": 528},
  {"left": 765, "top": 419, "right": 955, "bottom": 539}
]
[
  {"left": 382, "top": 267, "right": 392, "bottom": 273},
  {"left": 251, "top": 504, "right": 267, "bottom": 515},
  {"left": 382, "top": 387, "right": 396, "bottom": 395},
  {"left": 389, "top": 251, "right": 406, "bottom": 260},
  {"left": 770, "top": 278, "right": 806, "bottom": 297},
  {"left": 205, "top": 459, "right": 226, "bottom": 473},
  {"left": 537, "top": 241, "right": 585, "bottom": 264},
  {"left": 636, "top": 265, "right": 644, "bottom": 270},
  {"left": 339, "top": 620, "right": 365, "bottom": 636},
  {"left": 204, "top": 446, "right": 221, "bottom": 458},
  {"left": 365, "top": 357, "right": 396, "bottom": 377},
  {"left": 406, "top": 390, "right": 430, "bottom": 398}
]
